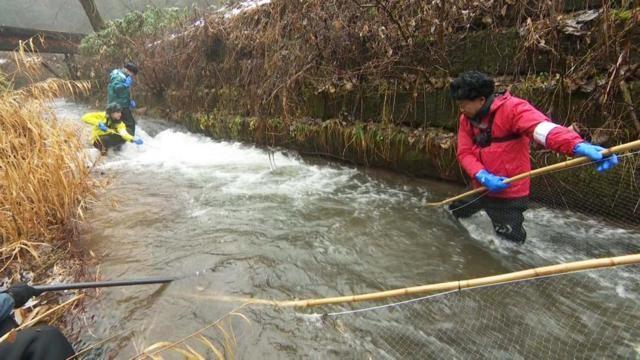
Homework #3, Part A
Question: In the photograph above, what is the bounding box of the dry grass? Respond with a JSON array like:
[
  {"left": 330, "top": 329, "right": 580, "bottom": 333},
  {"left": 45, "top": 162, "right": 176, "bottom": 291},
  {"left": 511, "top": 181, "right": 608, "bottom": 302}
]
[
  {"left": 132, "top": 306, "right": 250, "bottom": 360},
  {"left": 0, "top": 42, "right": 94, "bottom": 270},
  {"left": 0, "top": 40, "right": 95, "bottom": 352},
  {"left": 81, "top": 1, "right": 639, "bottom": 137}
]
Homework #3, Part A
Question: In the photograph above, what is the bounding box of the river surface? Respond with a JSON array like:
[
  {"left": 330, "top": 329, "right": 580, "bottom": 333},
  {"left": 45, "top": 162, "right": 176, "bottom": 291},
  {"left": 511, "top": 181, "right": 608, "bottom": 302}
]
[{"left": 54, "top": 100, "right": 640, "bottom": 359}]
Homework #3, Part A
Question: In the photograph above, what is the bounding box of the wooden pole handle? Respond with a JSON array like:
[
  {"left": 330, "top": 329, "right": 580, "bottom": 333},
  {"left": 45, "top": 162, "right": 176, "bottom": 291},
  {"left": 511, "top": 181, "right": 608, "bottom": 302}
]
[
  {"left": 425, "top": 139, "right": 640, "bottom": 207},
  {"left": 286, "top": 253, "right": 640, "bottom": 307}
]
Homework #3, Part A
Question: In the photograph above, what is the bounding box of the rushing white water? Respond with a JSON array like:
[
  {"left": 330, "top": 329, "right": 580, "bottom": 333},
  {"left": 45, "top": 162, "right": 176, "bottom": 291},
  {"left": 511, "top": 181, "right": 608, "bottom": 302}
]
[
  {"left": 102, "top": 129, "right": 362, "bottom": 199},
  {"left": 52, "top": 99, "right": 640, "bottom": 358}
]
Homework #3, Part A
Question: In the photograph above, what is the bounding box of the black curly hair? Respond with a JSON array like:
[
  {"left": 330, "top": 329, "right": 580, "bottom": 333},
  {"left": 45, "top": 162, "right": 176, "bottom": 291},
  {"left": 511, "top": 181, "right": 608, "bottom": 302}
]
[
  {"left": 450, "top": 71, "right": 495, "bottom": 101},
  {"left": 124, "top": 62, "right": 139, "bottom": 75},
  {"left": 106, "top": 103, "right": 123, "bottom": 115}
]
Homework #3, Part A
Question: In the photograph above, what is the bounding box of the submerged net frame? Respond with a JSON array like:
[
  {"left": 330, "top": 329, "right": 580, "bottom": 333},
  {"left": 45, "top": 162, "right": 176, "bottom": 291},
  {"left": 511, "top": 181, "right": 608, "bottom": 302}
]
[
  {"left": 117, "top": 255, "right": 640, "bottom": 359},
  {"left": 306, "top": 263, "right": 640, "bottom": 359},
  {"left": 287, "top": 147, "right": 640, "bottom": 358},
  {"left": 75, "top": 144, "right": 640, "bottom": 358}
]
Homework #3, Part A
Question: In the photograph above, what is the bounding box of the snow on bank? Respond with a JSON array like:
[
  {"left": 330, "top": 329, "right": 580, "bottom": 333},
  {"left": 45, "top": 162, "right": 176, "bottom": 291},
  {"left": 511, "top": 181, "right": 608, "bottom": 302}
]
[{"left": 220, "top": 0, "right": 272, "bottom": 17}]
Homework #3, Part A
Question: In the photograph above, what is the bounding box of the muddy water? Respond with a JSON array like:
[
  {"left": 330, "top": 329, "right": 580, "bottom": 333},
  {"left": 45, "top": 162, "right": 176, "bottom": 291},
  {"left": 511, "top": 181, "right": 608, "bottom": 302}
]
[{"left": 53, "top": 100, "right": 640, "bottom": 359}]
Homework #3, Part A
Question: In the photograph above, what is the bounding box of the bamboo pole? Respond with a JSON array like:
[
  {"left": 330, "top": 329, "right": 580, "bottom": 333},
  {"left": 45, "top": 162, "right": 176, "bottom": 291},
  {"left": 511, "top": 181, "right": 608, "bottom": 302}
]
[
  {"left": 425, "top": 139, "right": 640, "bottom": 207},
  {"left": 284, "top": 253, "right": 640, "bottom": 307}
]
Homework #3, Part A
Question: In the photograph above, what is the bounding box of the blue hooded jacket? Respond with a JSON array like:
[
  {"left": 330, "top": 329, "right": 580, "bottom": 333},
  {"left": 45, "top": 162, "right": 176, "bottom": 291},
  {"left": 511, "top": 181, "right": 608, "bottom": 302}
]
[{"left": 107, "top": 69, "right": 131, "bottom": 109}]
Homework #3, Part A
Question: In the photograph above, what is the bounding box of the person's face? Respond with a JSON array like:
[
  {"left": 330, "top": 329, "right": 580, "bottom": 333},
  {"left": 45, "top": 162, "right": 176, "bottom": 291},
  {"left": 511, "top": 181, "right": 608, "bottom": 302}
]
[
  {"left": 111, "top": 111, "right": 122, "bottom": 121},
  {"left": 456, "top": 97, "right": 486, "bottom": 118},
  {"left": 124, "top": 69, "right": 135, "bottom": 77}
]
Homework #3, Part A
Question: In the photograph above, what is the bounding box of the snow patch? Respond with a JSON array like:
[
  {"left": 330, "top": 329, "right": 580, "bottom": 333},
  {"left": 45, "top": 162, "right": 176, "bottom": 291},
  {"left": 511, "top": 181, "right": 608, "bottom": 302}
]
[{"left": 220, "top": 0, "right": 272, "bottom": 17}]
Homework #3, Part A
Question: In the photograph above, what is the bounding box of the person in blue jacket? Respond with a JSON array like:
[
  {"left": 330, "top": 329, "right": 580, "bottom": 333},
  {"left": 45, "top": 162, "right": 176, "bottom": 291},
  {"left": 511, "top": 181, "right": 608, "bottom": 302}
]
[
  {"left": 108, "top": 62, "right": 139, "bottom": 136},
  {"left": 0, "top": 284, "right": 74, "bottom": 359}
]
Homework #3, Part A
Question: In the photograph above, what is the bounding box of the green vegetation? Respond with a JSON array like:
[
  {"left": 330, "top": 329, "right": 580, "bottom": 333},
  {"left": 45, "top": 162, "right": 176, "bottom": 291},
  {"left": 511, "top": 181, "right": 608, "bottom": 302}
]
[
  {"left": 80, "top": 2, "right": 638, "bottom": 184},
  {"left": 80, "top": 7, "right": 189, "bottom": 60}
]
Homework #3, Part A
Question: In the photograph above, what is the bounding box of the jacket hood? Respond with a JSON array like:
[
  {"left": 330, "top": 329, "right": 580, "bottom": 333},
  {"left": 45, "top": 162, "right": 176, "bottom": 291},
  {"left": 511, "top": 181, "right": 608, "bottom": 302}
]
[{"left": 489, "top": 91, "right": 512, "bottom": 114}]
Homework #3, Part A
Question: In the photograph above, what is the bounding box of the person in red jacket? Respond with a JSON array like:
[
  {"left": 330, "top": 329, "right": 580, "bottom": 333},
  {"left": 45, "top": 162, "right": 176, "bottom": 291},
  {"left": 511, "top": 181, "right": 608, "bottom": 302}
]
[{"left": 449, "top": 71, "right": 618, "bottom": 243}]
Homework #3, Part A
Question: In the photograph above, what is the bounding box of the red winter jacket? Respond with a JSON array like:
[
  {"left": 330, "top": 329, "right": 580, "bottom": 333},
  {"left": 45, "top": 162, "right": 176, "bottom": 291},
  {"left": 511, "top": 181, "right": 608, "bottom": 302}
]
[{"left": 456, "top": 92, "right": 584, "bottom": 199}]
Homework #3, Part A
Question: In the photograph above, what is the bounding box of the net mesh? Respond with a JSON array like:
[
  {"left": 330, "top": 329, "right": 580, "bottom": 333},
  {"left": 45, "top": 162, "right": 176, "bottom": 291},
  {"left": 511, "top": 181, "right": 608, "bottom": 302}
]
[
  {"left": 263, "top": 150, "right": 640, "bottom": 359},
  {"left": 530, "top": 150, "right": 640, "bottom": 228},
  {"left": 289, "top": 264, "right": 640, "bottom": 359},
  {"left": 451, "top": 150, "right": 640, "bottom": 255},
  {"left": 76, "top": 149, "right": 640, "bottom": 359}
]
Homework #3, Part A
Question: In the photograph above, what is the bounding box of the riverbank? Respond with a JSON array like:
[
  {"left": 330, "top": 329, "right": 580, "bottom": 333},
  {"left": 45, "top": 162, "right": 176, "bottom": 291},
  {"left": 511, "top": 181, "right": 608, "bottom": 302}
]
[
  {"left": 62, "top": 100, "right": 640, "bottom": 358},
  {"left": 77, "top": 2, "right": 639, "bottom": 221},
  {"left": 0, "top": 50, "right": 97, "bottom": 345},
  {"left": 168, "top": 108, "right": 639, "bottom": 225}
]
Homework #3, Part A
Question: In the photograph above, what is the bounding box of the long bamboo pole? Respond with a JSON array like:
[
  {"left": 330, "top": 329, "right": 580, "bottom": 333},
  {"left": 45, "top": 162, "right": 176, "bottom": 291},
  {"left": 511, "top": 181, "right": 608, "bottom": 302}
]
[
  {"left": 283, "top": 253, "right": 640, "bottom": 307},
  {"left": 425, "top": 139, "right": 640, "bottom": 207}
]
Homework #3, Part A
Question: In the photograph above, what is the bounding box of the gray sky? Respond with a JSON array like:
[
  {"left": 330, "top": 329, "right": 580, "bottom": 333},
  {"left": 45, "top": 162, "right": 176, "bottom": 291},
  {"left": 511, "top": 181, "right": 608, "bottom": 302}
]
[{"left": 0, "top": 0, "right": 230, "bottom": 33}]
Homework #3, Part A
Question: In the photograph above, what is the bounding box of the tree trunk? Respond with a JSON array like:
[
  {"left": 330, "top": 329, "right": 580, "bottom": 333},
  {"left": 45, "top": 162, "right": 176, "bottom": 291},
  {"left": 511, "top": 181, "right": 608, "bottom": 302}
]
[{"left": 78, "top": 0, "right": 106, "bottom": 32}]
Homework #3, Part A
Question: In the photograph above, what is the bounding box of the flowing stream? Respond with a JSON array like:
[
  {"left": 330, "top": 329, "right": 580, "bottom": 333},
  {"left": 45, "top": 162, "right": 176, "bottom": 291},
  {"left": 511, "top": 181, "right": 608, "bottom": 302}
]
[{"left": 53, "top": 100, "right": 640, "bottom": 359}]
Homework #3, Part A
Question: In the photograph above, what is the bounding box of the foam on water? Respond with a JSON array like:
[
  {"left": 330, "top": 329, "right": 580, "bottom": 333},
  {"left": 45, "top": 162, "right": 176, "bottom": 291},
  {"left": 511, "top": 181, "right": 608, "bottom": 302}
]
[
  {"left": 97, "top": 127, "right": 369, "bottom": 201},
  {"left": 50, "top": 96, "right": 417, "bottom": 208},
  {"left": 102, "top": 129, "right": 297, "bottom": 170},
  {"left": 47, "top": 95, "right": 420, "bottom": 206},
  {"left": 460, "top": 205, "right": 640, "bottom": 298},
  {"left": 462, "top": 207, "right": 639, "bottom": 258},
  {"left": 54, "top": 98, "right": 637, "bottom": 264},
  {"left": 52, "top": 99, "right": 640, "bottom": 357}
]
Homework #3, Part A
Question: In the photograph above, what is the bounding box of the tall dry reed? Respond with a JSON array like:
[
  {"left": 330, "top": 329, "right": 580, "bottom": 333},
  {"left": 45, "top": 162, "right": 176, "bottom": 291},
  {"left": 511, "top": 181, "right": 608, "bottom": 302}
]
[{"left": 0, "top": 43, "right": 94, "bottom": 269}]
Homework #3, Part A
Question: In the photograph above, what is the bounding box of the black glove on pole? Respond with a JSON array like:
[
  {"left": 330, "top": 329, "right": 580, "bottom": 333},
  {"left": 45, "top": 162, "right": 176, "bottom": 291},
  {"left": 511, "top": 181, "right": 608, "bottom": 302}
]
[{"left": 5, "top": 283, "right": 41, "bottom": 308}]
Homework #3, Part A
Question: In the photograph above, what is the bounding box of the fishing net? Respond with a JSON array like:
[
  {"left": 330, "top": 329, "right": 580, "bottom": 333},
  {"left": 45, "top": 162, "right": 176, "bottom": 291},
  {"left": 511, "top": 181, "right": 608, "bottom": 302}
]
[
  {"left": 74, "top": 146, "right": 640, "bottom": 359},
  {"left": 109, "top": 259, "right": 640, "bottom": 359},
  {"left": 279, "top": 149, "right": 640, "bottom": 359},
  {"left": 530, "top": 150, "right": 640, "bottom": 227},
  {"left": 293, "top": 263, "right": 640, "bottom": 359},
  {"left": 228, "top": 149, "right": 640, "bottom": 359},
  {"left": 449, "top": 148, "right": 640, "bottom": 256}
]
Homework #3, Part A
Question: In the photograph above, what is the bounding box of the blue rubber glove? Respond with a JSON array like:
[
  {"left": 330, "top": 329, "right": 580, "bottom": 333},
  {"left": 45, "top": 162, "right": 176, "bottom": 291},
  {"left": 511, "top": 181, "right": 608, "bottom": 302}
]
[
  {"left": 573, "top": 142, "right": 619, "bottom": 172},
  {"left": 130, "top": 99, "right": 136, "bottom": 109},
  {"left": 475, "top": 169, "right": 510, "bottom": 193},
  {"left": 124, "top": 76, "right": 133, "bottom": 88},
  {"left": 98, "top": 122, "right": 108, "bottom": 132},
  {"left": 133, "top": 137, "right": 143, "bottom": 145}
]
